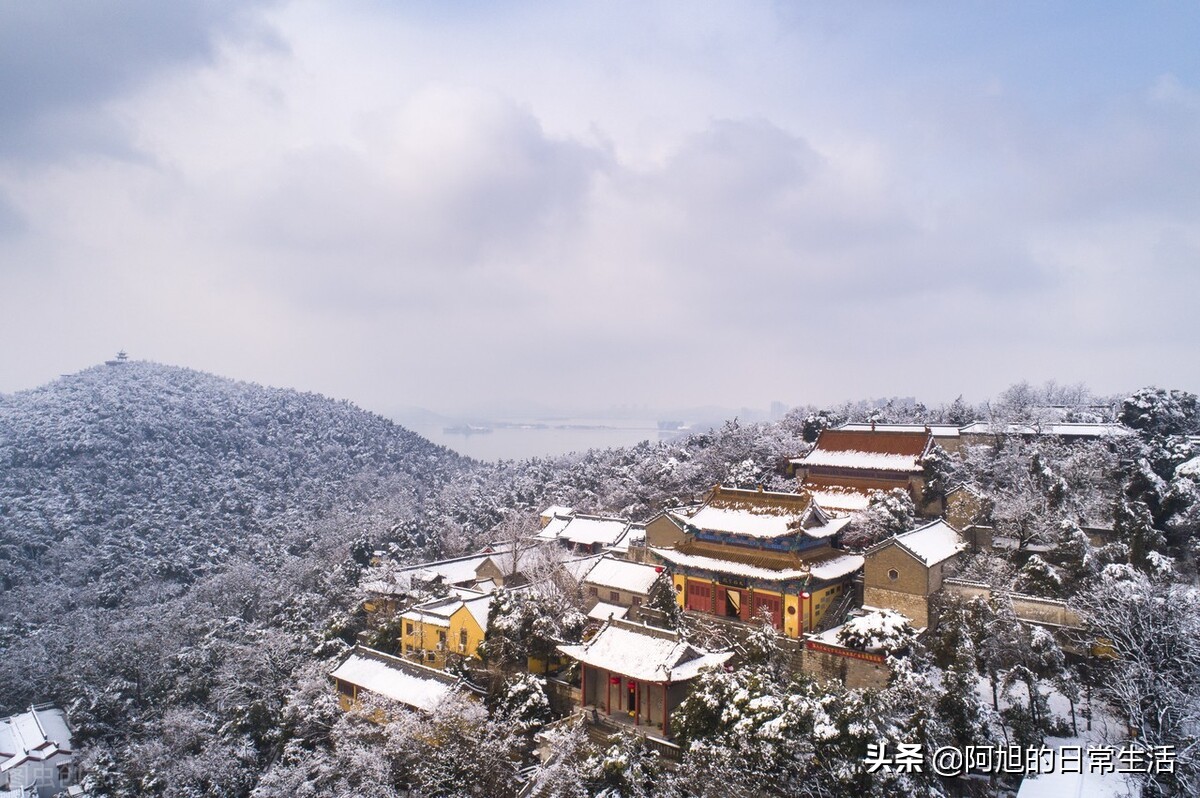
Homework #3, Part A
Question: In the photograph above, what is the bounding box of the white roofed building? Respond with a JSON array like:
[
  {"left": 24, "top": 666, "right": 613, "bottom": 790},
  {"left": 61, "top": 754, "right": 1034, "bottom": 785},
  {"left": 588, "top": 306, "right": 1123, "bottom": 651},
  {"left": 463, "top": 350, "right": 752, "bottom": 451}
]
[
  {"left": 557, "top": 619, "right": 732, "bottom": 739},
  {"left": 399, "top": 591, "right": 493, "bottom": 669},
  {"left": 862, "top": 520, "right": 967, "bottom": 627},
  {"left": 579, "top": 555, "right": 666, "bottom": 615},
  {"left": 958, "top": 421, "right": 1133, "bottom": 447},
  {"left": 331, "top": 646, "right": 468, "bottom": 714},
  {"left": 536, "top": 510, "right": 632, "bottom": 555},
  {"left": 0, "top": 705, "right": 77, "bottom": 798}
]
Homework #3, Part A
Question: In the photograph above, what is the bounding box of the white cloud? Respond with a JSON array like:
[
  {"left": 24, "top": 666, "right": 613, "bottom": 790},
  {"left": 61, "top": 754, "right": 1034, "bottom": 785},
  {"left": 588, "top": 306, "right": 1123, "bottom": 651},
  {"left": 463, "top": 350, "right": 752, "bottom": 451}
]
[{"left": 1, "top": 2, "right": 1198, "bottom": 414}]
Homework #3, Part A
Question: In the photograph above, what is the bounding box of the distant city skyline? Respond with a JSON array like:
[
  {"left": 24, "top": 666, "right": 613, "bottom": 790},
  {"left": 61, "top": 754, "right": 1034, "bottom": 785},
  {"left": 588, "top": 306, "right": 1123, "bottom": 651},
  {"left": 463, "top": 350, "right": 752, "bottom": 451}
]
[{"left": 2, "top": 3, "right": 1198, "bottom": 415}]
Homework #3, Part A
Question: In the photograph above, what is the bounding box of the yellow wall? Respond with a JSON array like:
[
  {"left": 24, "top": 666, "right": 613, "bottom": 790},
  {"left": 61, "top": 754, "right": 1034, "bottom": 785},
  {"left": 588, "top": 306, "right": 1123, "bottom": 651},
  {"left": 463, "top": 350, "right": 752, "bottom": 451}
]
[
  {"left": 401, "top": 606, "right": 485, "bottom": 669},
  {"left": 784, "top": 593, "right": 800, "bottom": 637},
  {"left": 672, "top": 574, "right": 687, "bottom": 608},
  {"left": 809, "top": 583, "right": 845, "bottom": 629}
]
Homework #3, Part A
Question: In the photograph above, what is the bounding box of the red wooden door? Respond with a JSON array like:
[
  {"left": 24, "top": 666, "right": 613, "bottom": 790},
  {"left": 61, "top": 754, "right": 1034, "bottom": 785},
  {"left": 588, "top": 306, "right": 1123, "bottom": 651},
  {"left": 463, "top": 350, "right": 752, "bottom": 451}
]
[{"left": 752, "top": 593, "right": 782, "bottom": 628}]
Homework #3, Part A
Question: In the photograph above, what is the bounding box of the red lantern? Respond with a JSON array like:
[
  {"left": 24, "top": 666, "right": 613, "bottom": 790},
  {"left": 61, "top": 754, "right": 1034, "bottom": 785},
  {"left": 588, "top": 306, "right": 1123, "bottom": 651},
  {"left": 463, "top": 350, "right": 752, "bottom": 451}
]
[
  {"left": 800, "top": 591, "right": 811, "bottom": 600},
  {"left": 654, "top": 566, "right": 664, "bottom": 573},
  {"left": 610, "top": 676, "right": 621, "bottom": 685}
]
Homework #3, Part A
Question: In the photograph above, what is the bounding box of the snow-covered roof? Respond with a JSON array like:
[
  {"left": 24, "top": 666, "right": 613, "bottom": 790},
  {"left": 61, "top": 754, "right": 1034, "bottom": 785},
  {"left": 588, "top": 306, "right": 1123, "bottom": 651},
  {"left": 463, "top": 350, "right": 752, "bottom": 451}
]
[
  {"left": 586, "top": 601, "right": 629, "bottom": 621},
  {"left": 676, "top": 505, "right": 800, "bottom": 539},
  {"left": 838, "top": 423, "right": 960, "bottom": 438},
  {"left": 331, "top": 648, "right": 457, "bottom": 713},
  {"left": 0, "top": 706, "right": 73, "bottom": 773},
  {"left": 946, "top": 483, "right": 984, "bottom": 498},
  {"left": 609, "top": 523, "right": 640, "bottom": 553},
  {"left": 475, "top": 545, "right": 550, "bottom": 581},
  {"left": 651, "top": 547, "right": 863, "bottom": 584},
  {"left": 796, "top": 450, "right": 923, "bottom": 471},
  {"left": 794, "top": 429, "right": 931, "bottom": 473},
  {"left": 366, "top": 544, "right": 522, "bottom": 595},
  {"left": 959, "top": 422, "right": 1132, "bottom": 438},
  {"left": 536, "top": 514, "right": 630, "bottom": 547},
  {"left": 669, "top": 485, "right": 845, "bottom": 541},
  {"left": 581, "top": 556, "right": 662, "bottom": 595},
  {"left": 804, "top": 487, "right": 872, "bottom": 512},
  {"left": 400, "top": 592, "right": 494, "bottom": 632},
  {"left": 461, "top": 594, "right": 493, "bottom": 631},
  {"left": 540, "top": 505, "right": 575, "bottom": 521},
  {"left": 557, "top": 620, "right": 732, "bottom": 683},
  {"left": 869, "top": 520, "right": 966, "bottom": 567},
  {"left": 562, "top": 554, "right": 605, "bottom": 581},
  {"left": 808, "top": 552, "right": 869, "bottom": 581}
]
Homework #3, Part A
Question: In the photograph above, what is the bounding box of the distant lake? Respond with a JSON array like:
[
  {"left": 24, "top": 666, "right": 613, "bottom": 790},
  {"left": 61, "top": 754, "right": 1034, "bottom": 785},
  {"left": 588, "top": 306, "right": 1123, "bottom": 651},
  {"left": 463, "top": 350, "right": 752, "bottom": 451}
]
[{"left": 403, "top": 418, "right": 694, "bottom": 462}]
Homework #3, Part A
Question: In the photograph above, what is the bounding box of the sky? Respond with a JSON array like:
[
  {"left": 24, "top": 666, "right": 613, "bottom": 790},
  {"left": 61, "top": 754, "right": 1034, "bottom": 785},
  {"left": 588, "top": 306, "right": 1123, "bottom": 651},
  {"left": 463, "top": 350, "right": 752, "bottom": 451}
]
[{"left": 1, "top": 1, "right": 1198, "bottom": 418}]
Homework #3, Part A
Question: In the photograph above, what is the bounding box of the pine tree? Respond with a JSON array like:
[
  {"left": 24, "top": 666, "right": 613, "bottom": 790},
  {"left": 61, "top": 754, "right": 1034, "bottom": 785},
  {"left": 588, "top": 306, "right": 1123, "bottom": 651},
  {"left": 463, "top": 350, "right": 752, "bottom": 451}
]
[
  {"left": 1114, "top": 498, "right": 1166, "bottom": 572},
  {"left": 1013, "top": 554, "right": 1065, "bottom": 598}
]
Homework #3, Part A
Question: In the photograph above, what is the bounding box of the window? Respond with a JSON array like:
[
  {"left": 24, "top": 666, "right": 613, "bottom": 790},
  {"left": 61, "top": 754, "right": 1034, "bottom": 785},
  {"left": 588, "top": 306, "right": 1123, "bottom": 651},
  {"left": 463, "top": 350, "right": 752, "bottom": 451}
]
[
  {"left": 610, "top": 591, "right": 620, "bottom": 602},
  {"left": 588, "top": 586, "right": 599, "bottom": 597},
  {"left": 631, "top": 596, "right": 641, "bottom": 607},
  {"left": 405, "top": 622, "right": 414, "bottom": 635},
  {"left": 888, "top": 569, "right": 899, "bottom": 581},
  {"left": 459, "top": 629, "right": 468, "bottom": 652}
]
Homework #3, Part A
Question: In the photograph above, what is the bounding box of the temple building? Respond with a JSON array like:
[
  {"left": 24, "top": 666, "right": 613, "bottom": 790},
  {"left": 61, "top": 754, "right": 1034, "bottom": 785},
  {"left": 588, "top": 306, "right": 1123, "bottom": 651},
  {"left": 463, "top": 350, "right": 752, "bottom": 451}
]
[
  {"left": 862, "top": 519, "right": 966, "bottom": 627},
  {"left": 399, "top": 590, "right": 492, "bottom": 668},
  {"left": 0, "top": 705, "right": 76, "bottom": 798},
  {"left": 836, "top": 422, "right": 963, "bottom": 454},
  {"left": 644, "top": 485, "right": 862, "bottom": 638},
  {"left": 557, "top": 619, "right": 732, "bottom": 738},
  {"left": 331, "top": 646, "right": 467, "bottom": 714},
  {"left": 537, "top": 507, "right": 633, "bottom": 555},
  {"left": 790, "top": 427, "right": 941, "bottom": 515}
]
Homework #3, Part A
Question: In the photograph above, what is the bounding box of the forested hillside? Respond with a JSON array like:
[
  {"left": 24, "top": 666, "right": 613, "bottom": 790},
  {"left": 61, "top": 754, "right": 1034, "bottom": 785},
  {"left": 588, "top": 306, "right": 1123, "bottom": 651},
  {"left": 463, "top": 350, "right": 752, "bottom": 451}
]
[
  {"left": 4, "top": 366, "right": 1198, "bottom": 796},
  {"left": 0, "top": 361, "right": 469, "bottom": 598}
]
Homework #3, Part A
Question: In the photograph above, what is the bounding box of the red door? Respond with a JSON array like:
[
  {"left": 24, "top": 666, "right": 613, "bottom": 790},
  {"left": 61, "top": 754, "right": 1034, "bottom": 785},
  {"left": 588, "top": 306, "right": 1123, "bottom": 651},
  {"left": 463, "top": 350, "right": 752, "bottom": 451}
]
[
  {"left": 686, "top": 581, "right": 711, "bottom": 613},
  {"left": 752, "top": 593, "right": 782, "bottom": 628}
]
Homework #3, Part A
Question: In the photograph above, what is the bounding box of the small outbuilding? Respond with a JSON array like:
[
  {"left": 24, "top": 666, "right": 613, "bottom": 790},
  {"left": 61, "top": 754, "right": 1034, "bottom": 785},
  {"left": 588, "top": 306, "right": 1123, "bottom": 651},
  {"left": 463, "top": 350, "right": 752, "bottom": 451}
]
[{"left": 557, "top": 619, "right": 732, "bottom": 738}]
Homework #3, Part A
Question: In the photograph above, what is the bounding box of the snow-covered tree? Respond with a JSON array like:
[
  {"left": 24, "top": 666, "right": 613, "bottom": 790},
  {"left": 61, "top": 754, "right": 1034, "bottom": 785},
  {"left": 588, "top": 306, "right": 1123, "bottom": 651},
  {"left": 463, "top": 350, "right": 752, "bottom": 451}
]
[
  {"left": 1012, "top": 554, "right": 1065, "bottom": 598},
  {"left": 845, "top": 489, "right": 916, "bottom": 548},
  {"left": 1120, "top": 387, "right": 1200, "bottom": 437},
  {"left": 490, "top": 673, "right": 551, "bottom": 733},
  {"left": 836, "top": 609, "right": 917, "bottom": 654}
]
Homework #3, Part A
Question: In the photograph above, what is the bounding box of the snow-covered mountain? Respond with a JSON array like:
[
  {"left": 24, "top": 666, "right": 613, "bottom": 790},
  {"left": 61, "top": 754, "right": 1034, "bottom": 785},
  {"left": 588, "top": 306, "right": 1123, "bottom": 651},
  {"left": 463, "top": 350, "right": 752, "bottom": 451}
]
[{"left": 0, "top": 361, "right": 468, "bottom": 603}]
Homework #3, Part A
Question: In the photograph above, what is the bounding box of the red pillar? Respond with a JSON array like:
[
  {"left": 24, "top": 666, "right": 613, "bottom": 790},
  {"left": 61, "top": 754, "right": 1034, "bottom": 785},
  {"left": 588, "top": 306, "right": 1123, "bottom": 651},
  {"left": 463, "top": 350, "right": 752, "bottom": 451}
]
[
  {"left": 606, "top": 672, "right": 612, "bottom": 715},
  {"left": 634, "top": 681, "right": 640, "bottom": 725}
]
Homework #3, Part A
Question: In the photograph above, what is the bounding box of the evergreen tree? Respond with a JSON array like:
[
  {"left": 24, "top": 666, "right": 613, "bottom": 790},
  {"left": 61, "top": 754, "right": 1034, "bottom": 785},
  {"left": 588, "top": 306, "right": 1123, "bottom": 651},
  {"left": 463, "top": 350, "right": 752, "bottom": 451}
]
[
  {"left": 1114, "top": 498, "right": 1167, "bottom": 572},
  {"left": 1013, "top": 554, "right": 1065, "bottom": 598}
]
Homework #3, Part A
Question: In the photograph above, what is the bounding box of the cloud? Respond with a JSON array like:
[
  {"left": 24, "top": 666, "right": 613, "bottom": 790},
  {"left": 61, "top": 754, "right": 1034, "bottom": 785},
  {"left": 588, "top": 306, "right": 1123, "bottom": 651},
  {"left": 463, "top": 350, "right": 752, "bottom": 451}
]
[
  {"left": 0, "top": 2, "right": 1198, "bottom": 414},
  {"left": 0, "top": 0, "right": 279, "bottom": 161}
]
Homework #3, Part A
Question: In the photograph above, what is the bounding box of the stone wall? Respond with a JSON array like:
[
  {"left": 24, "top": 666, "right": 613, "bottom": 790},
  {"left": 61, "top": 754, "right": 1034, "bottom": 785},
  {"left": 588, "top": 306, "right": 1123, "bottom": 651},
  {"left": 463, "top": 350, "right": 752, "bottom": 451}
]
[
  {"left": 800, "top": 641, "right": 890, "bottom": 690},
  {"left": 862, "top": 586, "right": 931, "bottom": 627},
  {"left": 942, "top": 578, "right": 1081, "bottom": 628}
]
